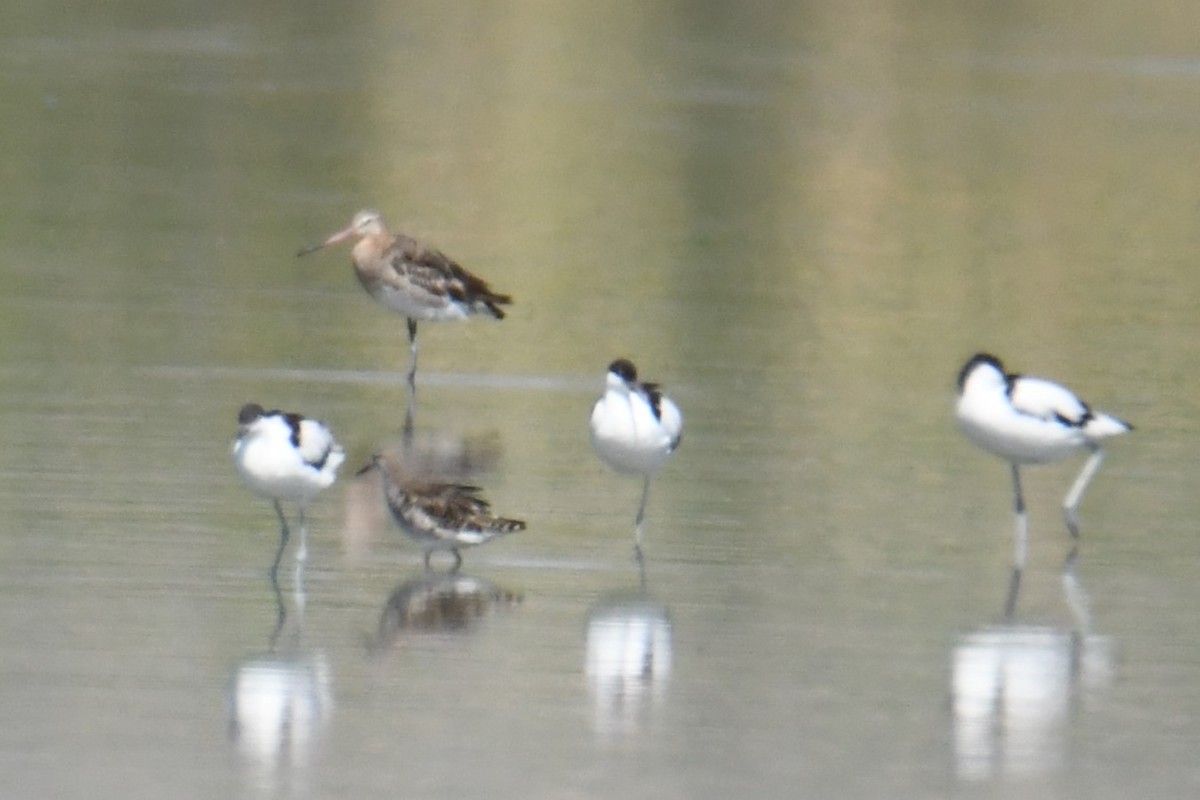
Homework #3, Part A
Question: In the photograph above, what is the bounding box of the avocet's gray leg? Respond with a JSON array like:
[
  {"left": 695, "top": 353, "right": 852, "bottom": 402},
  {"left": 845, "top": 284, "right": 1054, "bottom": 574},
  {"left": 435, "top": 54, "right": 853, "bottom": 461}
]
[
  {"left": 270, "top": 499, "right": 290, "bottom": 584},
  {"left": 1063, "top": 448, "right": 1106, "bottom": 540},
  {"left": 296, "top": 507, "right": 309, "bottom": 565},
  {"left": 1004, "top": 464, "right": 1028, "bottom": 619},
  {"left": 634, "top": 475, "right": 651, "bottom": 549}
]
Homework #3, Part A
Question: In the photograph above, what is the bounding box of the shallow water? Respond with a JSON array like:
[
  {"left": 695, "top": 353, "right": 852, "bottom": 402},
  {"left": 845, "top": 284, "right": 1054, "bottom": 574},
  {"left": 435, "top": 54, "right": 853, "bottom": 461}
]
[{"left": 3, "top": 1, "right": 1200, "bottom": 798}]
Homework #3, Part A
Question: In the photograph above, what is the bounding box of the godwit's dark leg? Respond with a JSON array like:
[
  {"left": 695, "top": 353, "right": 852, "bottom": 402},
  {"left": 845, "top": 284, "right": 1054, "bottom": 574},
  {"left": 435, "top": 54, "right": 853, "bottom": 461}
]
[
  {"left": 269, "top": 499, "right": 291, "bottom": 585},
  {"left": 1063, "top": 447, "right": 1106, "bottom": 540},
  {"left": 403, "top": 391, "right": 416, "bottom": 441},
  {"left": 423, "top": 549, "right": 433, "bottom": 572},
  {"left": 1004, "top": 464, "right": 1028, "bottom": 619},
  {"left": 404, "top": 318, "right": 419, "bottom": 436},
  {"left": 451, "top": 548, "right": 463, "bottom": 573},
  {"left": 406, "top": 317, "right": 419, "bottom": 387}
]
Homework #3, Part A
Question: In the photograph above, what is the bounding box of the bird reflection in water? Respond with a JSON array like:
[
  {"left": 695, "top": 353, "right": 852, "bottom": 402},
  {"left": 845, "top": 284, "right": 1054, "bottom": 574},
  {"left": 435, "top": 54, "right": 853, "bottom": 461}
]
[
  {"left": 228, "top": 548, "right": 333, "bottom": 791},
  {"left": 372, "top": 572, "right": 522, "bottom": 652},
  {"left": 951, "top": 561, "right": 1114, "bottom": 782},
  {"left": 585, "top": 556, "right": 673, "bottom": 739}
]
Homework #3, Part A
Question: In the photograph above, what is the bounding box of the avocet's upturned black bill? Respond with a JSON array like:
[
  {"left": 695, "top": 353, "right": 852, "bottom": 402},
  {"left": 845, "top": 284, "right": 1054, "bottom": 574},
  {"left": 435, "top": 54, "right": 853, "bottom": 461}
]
[
  {"left": 589, "top": 359, "right": 683, "bottom": 558},
  {"left": 955, "top": 353, "right": 1133, "bottom": 618},
  {"left": 232, "top": 403, "right": 345, "bottom": 579},
  {"left": 359, "top": 452, "right": 525, "bottom": 572}
]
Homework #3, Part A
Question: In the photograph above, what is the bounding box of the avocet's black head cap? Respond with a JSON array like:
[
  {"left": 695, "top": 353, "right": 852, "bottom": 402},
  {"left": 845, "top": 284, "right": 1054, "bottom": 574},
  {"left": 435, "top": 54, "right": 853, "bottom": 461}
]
[
  {"left": 238, "top": 403, "right": 265, "bottom": 425},
  {"left": 608, "top": 359, "right": 638, "bottom": 382},
  {"left": 956, "top": 353, "right": 1005, "bottom": 391}
]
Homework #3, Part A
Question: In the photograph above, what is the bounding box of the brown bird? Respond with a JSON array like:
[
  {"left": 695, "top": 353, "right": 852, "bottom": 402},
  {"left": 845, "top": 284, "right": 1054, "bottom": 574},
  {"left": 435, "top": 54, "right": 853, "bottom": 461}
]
[
  {"left": 298, "top": 209, "right": 513, "bottom": 388},
  {"left": 357, "top": 452, "right": 525, "bottom": 571}
]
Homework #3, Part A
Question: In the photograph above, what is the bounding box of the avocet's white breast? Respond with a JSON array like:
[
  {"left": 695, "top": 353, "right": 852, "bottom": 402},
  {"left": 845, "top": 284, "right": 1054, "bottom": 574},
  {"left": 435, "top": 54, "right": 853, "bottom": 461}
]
[
  {"left": 590, "top": 369, "right": 683, "bottom": 476},
  {"left": 955, "top": 355, "right": 1130, "bottom": 465},
  {"left": 233, "top": 409, "right": 344, "bottom": 502}
]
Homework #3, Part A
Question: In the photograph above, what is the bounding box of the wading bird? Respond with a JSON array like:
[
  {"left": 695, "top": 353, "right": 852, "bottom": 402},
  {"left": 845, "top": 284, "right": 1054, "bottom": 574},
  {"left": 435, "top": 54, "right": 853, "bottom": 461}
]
[
  {"left": 298, "top": 210, "right": 512, "bottom": 400},
  {"left": 955, "top": 353, "right": 1132, "bottom": 618},
  {"left": 233, "top": 403, "right": 345, "bottom": 579},
  {"left": 358, "top": 451, "right": 524, "bottom": 571},
  {"left": 589, "top": 358, "right": 683, "bottom": 561}
]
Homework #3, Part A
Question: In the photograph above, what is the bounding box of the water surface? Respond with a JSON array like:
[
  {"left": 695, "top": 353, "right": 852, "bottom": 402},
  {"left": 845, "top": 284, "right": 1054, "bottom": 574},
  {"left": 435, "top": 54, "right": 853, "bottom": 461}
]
[{"left": 2, "top": 1, "right": 1199, "bottom": 798}]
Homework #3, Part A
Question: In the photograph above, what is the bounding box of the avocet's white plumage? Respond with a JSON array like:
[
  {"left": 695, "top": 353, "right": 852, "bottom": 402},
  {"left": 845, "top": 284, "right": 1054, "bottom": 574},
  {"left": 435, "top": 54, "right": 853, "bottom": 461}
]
[
  {"left": 955, "top": 353, "right": 1132, "bottom": 617},
  {"left": 957, "top": 354, "right": 1130, "bottom": 464},
  {"left": 233, "top": 403, "right": 345, "bottom": 578},
  {"left": 590, "top": 359, "right": 683, "bottom": 556}
]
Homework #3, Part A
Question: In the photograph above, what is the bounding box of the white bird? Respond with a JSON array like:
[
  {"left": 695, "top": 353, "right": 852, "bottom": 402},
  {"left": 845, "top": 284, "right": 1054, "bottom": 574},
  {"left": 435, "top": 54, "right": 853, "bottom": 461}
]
[
  {"left": 955, "top": 353, "right": 1132, "bottom": 617},
  {"left": 233, "top": 403, "right": 345, "bottom": 579},
  {"left": 589, "top": 358, "right": 683, "bottom": 558}
]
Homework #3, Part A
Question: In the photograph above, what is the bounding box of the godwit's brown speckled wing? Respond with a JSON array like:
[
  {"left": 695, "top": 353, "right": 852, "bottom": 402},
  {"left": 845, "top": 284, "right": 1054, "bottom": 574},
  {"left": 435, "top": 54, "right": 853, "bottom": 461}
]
[{"left": 381, "top": 234, "right": 512, "bottom": 318}]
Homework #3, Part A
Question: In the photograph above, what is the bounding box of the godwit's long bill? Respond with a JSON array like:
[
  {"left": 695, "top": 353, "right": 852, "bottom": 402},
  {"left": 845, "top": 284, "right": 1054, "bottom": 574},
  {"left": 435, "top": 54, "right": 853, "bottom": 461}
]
[
  {"left": 955, "top": 353, "right": 1133, "bottom": 620},
  {"left": 297, "top": 210, "right": 512, "bottom": 399},
  {"left": 357, "top": 451, "right": 525, "bottom": 572},
  {"left": 589, "top": 358, "right": 683, "bottom": 562},
  {"left": 232, "top": 403, "right": 345, "bottom": 581}
]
